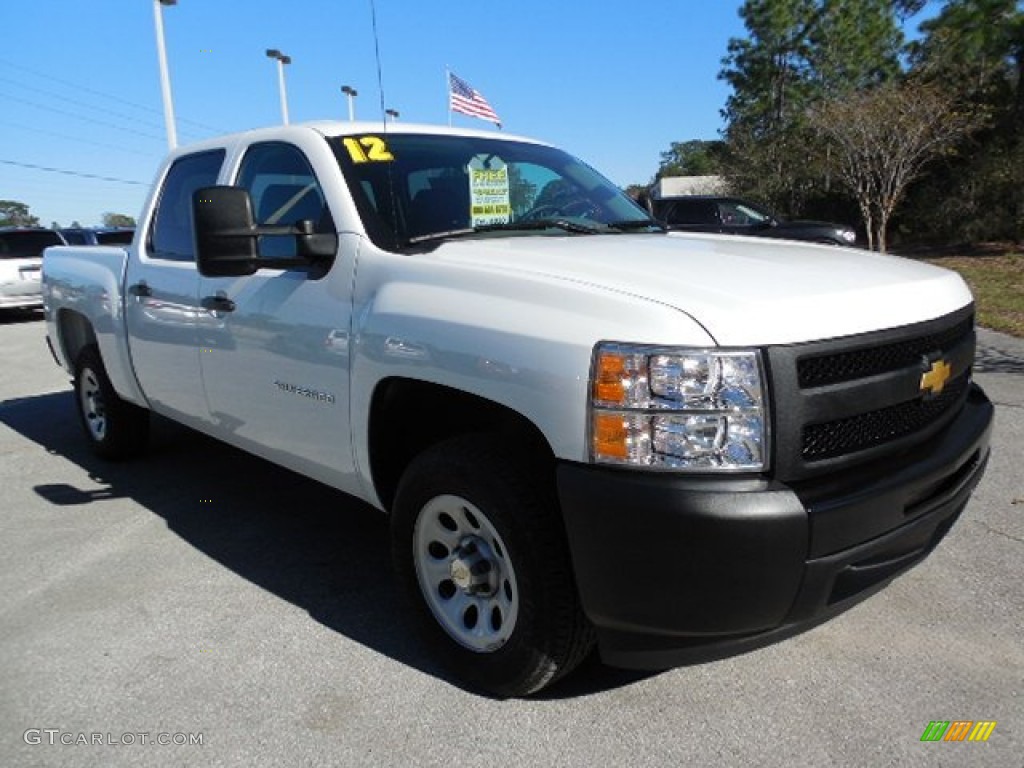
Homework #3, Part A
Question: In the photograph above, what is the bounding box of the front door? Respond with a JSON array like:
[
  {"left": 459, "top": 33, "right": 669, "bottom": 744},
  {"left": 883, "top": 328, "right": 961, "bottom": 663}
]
[{"left": 197, "top": 141, "right": 357, "bottom": 488}]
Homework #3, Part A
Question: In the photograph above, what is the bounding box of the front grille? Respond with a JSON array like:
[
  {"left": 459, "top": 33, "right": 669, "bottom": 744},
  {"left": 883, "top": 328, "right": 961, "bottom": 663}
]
[
  {"left": 797, "top": 316, "right": 973, "bottom": 388},
  {"left": 802, "top": 373, "right": 969, "bottom": 461},
  {"left": 766, "top": 306, "right": 976, "bottom": 481}
]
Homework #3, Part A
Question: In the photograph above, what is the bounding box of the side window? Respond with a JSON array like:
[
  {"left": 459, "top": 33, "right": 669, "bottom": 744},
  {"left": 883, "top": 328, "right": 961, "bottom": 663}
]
[
  {"left": 236, "top": 142, "right": 332, "bottom": 258},
  {"left": 718, "top": 201, "right": 760, "bottom": 227},
  {"left": 665, "top": 200, "right": 718, "bottom": 226},
  {"left": 148, "top": 150, "right": 225, "bottom": 262}
]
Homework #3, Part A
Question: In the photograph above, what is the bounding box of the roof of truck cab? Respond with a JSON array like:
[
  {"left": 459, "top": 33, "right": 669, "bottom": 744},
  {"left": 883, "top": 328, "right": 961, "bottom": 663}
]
[{"left": 164, "top": 121, "right": 547, "bottom": 159}]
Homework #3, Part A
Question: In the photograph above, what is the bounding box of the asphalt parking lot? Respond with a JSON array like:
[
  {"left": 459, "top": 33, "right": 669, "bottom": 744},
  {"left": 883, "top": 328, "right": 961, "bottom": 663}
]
[{"left": 1, "top": 310, "right": 1020, "bottom": 767}]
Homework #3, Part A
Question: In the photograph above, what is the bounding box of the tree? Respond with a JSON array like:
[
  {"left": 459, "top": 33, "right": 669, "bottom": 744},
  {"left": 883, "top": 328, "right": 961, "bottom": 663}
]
[
  {"left": 808, "top": 0, "right": 903, "bottom": 95},
  {"left": 657, "top": 140, "right": 728, "bottom": 178},
  {"left": 811, "top": 79, "right": 983, "bottom": 251},
  {"left": 901, "top": 0, "right": 1024, "bottom": 242},
  {"left": 911, "top": 0, "right": 1023, "bottom": 107},
  {"left": 719, "top": 0, "right": 904, "bottom": 215},
  {"left": 0, "top": 200, "right": 40, "bottom": 227},
  {"left": 102, "top": 212, "right": 136, "bottom": 228}
]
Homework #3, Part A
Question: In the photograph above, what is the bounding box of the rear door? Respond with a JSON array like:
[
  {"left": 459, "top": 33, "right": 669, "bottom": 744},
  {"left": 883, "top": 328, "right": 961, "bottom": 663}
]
[{"left": 124, "top": 149, "right": 224, "bottom": 426}]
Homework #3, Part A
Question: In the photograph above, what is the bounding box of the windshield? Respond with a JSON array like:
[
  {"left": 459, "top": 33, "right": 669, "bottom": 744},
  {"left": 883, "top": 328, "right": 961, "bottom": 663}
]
[{"left": 330, "top": 133, "right": 654, "bottom": 250}]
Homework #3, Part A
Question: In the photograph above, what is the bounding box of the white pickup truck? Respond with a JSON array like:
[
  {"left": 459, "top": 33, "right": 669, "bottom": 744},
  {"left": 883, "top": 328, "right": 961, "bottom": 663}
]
[{"left": 42, "top": 122, "right": 993, "bottom": 696}]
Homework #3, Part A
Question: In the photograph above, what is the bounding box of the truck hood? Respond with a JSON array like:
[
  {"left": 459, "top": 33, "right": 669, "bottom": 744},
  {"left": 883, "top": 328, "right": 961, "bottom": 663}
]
[{"left": 431, "top": 232, "right": 973, "bottom": 346}]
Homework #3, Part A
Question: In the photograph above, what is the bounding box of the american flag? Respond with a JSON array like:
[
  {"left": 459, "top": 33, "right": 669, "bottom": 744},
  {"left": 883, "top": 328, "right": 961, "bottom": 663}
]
[{"left": 448, "top": 72, "right": 501, "bottom": 126}]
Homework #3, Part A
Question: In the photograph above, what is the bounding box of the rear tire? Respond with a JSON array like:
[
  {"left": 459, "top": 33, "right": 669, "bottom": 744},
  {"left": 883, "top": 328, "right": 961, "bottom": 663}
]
[
  {"left": 73, "top": 345, "right": 149, "bottom": 460},
  {"left": 391, "top": 436, "right": 594, "bottom": 697}
]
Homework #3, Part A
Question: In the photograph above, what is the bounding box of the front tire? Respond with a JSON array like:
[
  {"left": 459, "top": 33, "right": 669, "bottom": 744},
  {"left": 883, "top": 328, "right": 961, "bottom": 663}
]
[
  {"left": 74, "top": 345, "right": 149, "bottom": 459},
  {"left": 391, "top": 436, "right": 594, "bottom": 697}
]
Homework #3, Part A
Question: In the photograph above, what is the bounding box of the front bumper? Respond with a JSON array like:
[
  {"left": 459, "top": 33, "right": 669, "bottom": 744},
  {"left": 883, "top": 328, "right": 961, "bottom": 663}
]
[{"left": 557, "top": 383, "right": 993, "bottom": 670}]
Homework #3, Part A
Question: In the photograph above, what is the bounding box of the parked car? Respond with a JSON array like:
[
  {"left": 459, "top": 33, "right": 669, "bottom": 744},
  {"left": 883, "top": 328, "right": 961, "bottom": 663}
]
[
  {"left": 0, "top": 227, "right": 65, "bottom": 310},
  {"left": 652, "top": 195, "right": 858, "bottom": 245},
  {"left": 59, "top": 227, "right": 135, "bottom": 246}
]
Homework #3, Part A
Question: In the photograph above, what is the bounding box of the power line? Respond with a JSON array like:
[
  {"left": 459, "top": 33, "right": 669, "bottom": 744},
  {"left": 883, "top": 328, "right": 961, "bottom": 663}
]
[
  {"left": 0, "top": 120, "right": 157, "bottom": 158},
  {"left": 0, "top": 56, "right": 228, "bottom": 135},
  {"left": 0, "top": 159, "right": 147, "bottom": 186},
  {"left": 0, "top": 91, "right": 167, "bottom": 143},
  {"left": 0, "top": 74, "right": 194, "bottom": 138}
]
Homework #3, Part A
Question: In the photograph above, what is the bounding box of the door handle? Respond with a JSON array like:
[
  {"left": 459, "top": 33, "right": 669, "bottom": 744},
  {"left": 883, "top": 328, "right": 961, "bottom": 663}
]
[
  {"left": 201, "top": 295, "right": 236, "bottom": 313},
  {"left": 128, "top": 282, "right": 152, "bottom": 297}
]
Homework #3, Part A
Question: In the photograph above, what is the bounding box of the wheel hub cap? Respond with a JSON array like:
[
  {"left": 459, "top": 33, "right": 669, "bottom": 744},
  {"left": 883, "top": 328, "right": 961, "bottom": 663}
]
[{"left": 449, "top": 538, "right": 497, "bottom": 595}]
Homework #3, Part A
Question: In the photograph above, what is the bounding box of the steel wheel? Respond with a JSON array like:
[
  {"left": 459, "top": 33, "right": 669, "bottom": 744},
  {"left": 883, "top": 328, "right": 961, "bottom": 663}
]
[
  {"left": 78, "top": 365, "right": 108, "bottom": 442},
  {"left": 413, "top": 494, "right": 519, "bottom": 652},
  {"left": 73, "top": 345, "right": 149, "bottom": 460},
  {"left": 391, "top": 436, "right": 595, "bottom": 697}
]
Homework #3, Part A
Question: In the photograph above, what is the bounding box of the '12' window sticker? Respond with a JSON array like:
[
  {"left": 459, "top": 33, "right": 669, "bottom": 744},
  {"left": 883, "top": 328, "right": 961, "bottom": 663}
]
[
  {"left": 468, "top": 154, "right": 511, "bottom": 227},
  {"left": 343, "top": 136, "right": 395, "bottom": 163}
]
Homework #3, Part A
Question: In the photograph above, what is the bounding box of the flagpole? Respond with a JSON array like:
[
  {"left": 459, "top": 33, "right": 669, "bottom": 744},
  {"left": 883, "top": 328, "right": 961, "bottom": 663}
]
[{"left": 445, "top": 66, "right": 452, "bottom": 127}]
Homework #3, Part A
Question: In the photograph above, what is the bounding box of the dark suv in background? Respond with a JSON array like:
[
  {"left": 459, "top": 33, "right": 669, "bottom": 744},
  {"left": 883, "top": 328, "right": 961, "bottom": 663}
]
[
  {"left": 652, "top": 196, "right": 858, "bottom": 246},
  {"left": 59, "top": 227, "right": 135, "bottom": 246}
]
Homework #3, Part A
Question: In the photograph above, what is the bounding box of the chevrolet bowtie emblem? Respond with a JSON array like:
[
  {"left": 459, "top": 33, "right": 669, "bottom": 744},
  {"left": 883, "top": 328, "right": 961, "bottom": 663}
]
[{"left": 920, "top": 358, "right": 951, "bottom": 396}]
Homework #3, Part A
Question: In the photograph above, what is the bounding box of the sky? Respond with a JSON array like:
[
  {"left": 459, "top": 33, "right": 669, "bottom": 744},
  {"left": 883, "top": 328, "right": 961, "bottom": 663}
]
[{"left": 0, "top": 0, "right": 939, "bottom": 228}]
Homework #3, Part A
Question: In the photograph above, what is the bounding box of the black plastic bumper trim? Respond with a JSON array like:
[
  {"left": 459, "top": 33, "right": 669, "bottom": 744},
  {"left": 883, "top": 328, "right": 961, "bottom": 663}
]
[{"left": 556, "top": 384, "right": 993, "bottom": 670}]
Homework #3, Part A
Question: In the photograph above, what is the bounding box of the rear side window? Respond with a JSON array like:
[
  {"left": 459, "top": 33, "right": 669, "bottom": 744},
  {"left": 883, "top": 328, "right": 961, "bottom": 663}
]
[
  {"left": 148, "top": 150, "right": 225, "bottom": 261},
  {"left": 0, "top": 230, "right": 63, "bottom": 258},
  {"left": 60, "top": 230, "right": 90, "bottom": 245}
]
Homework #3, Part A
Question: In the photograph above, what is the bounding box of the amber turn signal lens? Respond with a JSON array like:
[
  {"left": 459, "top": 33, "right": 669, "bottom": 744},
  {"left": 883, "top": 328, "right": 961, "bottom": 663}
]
[
  {"left": 594, "top": 352, "right": 627, "bottom": 404},
  {"left": 593, "top": 412, "right": 629, "bottom": 459}
]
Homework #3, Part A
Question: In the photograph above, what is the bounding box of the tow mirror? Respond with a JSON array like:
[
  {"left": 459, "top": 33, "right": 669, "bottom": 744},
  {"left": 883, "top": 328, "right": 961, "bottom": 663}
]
[
  {"left": 193, "top": 186, "right": 339, "bottom": 277},
  {"left": 193, "top": 186, "right": 259, "bottom": 277}
]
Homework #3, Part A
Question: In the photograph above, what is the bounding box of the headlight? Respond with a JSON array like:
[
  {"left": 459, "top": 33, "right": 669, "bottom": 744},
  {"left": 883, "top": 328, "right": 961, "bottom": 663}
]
[
  {"left": 590, "top": 344, "right": 769, "bottom": 471},
  {"left": 839, "top": 229, "right": 857, "bottom": 244}
]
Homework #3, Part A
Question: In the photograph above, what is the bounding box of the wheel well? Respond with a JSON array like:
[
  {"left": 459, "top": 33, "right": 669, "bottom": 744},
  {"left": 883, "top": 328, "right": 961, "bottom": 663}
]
[
  {"left": 368, "top": 378, "right": 555, "bottom": 512},
  {"left": 57, "top": 310, "right": 97, "bottom": 369}
]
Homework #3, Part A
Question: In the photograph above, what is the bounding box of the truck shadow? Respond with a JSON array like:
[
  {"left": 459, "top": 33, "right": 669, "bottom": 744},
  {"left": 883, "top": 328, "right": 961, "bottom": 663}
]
[{"left": 0, "top": 390, "right": 652, "bottom": 700}]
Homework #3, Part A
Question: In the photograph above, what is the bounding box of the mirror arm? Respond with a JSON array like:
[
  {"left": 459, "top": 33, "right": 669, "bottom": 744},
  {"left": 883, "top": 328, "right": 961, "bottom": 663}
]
[{"left": 208, "top": 224, "right": 304, "bottom": 239}]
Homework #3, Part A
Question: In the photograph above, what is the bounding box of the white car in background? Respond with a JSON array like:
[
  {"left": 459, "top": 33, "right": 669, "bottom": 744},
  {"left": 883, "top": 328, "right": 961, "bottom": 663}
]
[{"left": 0, "top": 227, "right": 65, "bottom": 310}]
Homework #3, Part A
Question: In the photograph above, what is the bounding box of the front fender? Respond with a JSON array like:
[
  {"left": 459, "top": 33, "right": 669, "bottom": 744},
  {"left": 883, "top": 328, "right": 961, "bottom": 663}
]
[{"left": 348, "top": 245, "right": 715, "bottom": 494}]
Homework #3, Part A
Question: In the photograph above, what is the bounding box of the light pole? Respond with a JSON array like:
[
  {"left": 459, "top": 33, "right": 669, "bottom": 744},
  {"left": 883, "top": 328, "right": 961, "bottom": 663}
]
[
  {"left": 341, "top": 85, "right": 357, "bottom": 121},
  {"left": 385, "top": 108, "right": 399, "bottom": 123},
  {"left": 265, "top": 49, "right": 291, "bottom": 125},
  {"left": 152, "top": 0, "right": 178, "bottom": 149}
]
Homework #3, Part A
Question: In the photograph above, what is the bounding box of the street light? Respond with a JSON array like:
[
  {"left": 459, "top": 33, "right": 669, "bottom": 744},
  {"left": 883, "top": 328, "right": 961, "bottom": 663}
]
[
  {"left": 385, "top": 108, "right": 399, "bottom": 122},
  {"left": 152, "top": 0, "right": 178, "bottom": 149},
  {"left": 341, "top": 85, "right": 358, "bottom": 121},
  {"left": 265, "top": 48, "right": 291, "bottom": 125}
]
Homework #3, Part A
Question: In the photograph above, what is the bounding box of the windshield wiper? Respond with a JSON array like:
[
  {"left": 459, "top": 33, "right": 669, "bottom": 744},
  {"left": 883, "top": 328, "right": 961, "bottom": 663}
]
[
  {"left": 474, "top": 219, "right": 604, "bottom": 234},
  {"left": 406, "top": 218, "right": 603, "bottom": 245},
  {"left": 605, "top": 219, "right": 666, "bottom": 232},
  {"left": 406, "top": 227, "right": 477, "bottom": 245}
]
